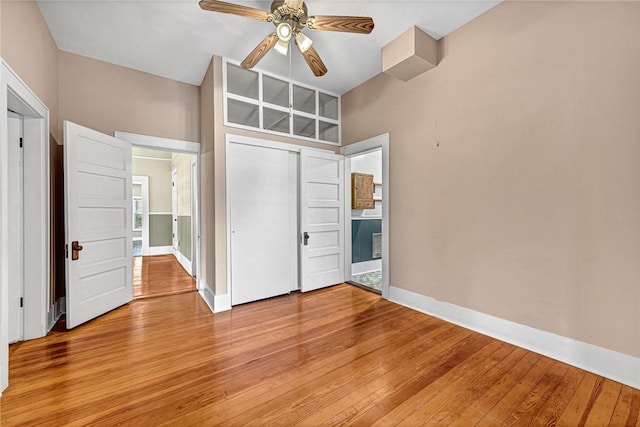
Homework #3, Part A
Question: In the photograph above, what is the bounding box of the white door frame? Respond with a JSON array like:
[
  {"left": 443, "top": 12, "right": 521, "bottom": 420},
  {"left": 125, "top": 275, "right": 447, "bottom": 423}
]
[
  {"left": 190, "top": 157, "right": 199, "bottom": 279},
  {"left": 341, "top": 134, "right": 390, "bottom": 299},
  {"left": 114, "top": 132, "right": 202, "bottom": 289},
  {"left": 171, "top": 168, "right": 178, "bottom": 251},
  {"left": 0, "top": 60, "right": 50, "bottom": 394},
  {"left": 132, "top": 175, "right": 149, "bottom": 256}
]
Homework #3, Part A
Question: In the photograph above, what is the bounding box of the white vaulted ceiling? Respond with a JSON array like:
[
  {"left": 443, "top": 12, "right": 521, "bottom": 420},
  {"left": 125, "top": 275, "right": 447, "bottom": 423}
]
[{"left": 37, "top": 0, "right": 501, "bottom": 94}]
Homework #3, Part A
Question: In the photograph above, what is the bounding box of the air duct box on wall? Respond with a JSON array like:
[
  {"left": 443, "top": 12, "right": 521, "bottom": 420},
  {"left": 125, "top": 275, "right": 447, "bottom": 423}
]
[{"left": 382, "top": 26, "right": 439, "bottom": 82}]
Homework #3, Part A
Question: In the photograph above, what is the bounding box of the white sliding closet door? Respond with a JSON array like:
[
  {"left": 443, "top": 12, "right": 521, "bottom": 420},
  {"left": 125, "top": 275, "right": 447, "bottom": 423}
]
[{"left": 227, "top": 142, "right": 297, "bottom": 305}]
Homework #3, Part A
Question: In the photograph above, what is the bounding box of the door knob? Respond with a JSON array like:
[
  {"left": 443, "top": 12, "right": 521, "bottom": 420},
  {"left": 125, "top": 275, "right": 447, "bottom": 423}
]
[
  {"left": 303, "top": 232, "right": 310, "bottom": 246},
  {"left": 71, "top": 241, "right": 83, "bottom": 261}
]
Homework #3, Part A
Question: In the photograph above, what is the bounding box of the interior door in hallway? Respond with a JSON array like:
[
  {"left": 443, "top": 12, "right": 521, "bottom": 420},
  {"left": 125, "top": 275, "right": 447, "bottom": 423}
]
[
  {"left": 7, "top": 112, "right": 23, "bottom": 343},
  {"left": 172, "top": 169, "right": 178, "bottom": 251},
  {"left": 64, "top": 121, "right": 133, "bottom": 329},
  {"left": 227, "top": 142, "right": 297, "bottom": 305},
  {"left": 299, "top": 149, "right": 345, "bottom": 292}
]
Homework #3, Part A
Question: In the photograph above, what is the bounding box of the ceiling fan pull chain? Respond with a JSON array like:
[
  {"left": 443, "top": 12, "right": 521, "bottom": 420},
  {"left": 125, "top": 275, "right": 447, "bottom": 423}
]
[{"left": 289, "top": 46, "right": 293, "bottom": 117}]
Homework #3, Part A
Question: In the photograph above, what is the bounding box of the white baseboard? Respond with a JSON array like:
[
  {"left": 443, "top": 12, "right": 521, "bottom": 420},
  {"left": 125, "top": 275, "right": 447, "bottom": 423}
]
[
  {"left": 388, "top": 286, "right": 640, "bottom": 390},
  {"left": 198, "top": 279, "right": 215, "bottom": 314},
  {"left": 174, "top": 250, "right": 192, "bottom": 275},
  {"left": 214, "top": 292, "right": 232, "bottom": 313},
  {"left": 148, "top": 246, "right": 174, "bottom": 256},
  {"left": 47, "top": 297, "right": 66, "bottom": 332},
  {"left": 197, "top": 279, "right": 231, "bottom": 313},
  {"left": 351, "top": 259, "right": 382, "bottom": 275}
]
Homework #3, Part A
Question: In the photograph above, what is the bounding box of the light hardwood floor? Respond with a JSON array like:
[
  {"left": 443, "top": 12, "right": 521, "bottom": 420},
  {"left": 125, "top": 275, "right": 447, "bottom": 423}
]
[
  {"left": 133, "top": 254, "right": 196, "bottom": 298},
  {"left": 2, "top": 285, "right": 639, "bottom": 425}
]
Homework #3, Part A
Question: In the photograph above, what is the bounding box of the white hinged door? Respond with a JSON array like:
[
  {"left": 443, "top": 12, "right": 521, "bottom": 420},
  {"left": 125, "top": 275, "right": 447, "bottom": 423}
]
[
  {"left": 299, "top": 149, "right": 345, "bottom": 292},
  {"left": 64, "top": 121, "right": 133, "bottom": 329}
]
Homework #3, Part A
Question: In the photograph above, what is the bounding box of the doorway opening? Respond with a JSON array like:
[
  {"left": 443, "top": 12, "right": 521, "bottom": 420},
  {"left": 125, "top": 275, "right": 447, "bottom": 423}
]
[
  {"left": 130, "top": 146, "right": 198, "bottom": 299},
  {"left": 342, "top": 134, "right": 390, "bottom": 299},
  {"left": 348, "top": 149, "right": 383, "bottom": 294}
]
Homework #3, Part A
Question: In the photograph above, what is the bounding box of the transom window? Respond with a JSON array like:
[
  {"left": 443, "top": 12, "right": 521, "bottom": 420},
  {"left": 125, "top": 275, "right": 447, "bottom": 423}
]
[{"left": 223, "top": 59, "right": 340, "bottom": 145}]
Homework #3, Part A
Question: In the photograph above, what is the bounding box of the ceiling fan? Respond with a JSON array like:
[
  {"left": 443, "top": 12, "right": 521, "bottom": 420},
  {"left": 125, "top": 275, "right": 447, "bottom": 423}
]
[{"left": 199, "top": 0, "right": 375, "bottom": 77}]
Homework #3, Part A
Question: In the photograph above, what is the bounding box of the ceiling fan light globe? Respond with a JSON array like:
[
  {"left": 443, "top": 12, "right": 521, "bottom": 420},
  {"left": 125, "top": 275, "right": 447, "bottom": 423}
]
[
  {"left": 295, "top": 32, "right": 313, "bottom": 53},
  {"left": 276, "top": 22, "right": 293, "bottom": 42},
  {"left": 274, "top": 39, "right": 290, "bottom": 56}
]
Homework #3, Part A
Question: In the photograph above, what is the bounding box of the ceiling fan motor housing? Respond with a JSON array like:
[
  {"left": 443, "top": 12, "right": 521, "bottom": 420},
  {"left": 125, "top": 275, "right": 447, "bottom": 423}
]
[{"left": 271, "top": 0, "right": 308, "bottom": 34}]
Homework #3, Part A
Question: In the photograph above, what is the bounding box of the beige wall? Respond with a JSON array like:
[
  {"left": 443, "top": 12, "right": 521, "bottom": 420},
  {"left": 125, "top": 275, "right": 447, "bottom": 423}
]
[
  {"left": 0, "top": 2, "right": 199, "bottom": 145},
  {"left": 1, "top": 1, "right": 59, "bottom": 138},
  {"left": 200, "top": 59, "right": 215, "bottom": 290},
  {"left": 173, "top": 153, "right": 193, "bottom": 216},
  {"left": 132, "top": 158, "right": 171, "bottom": 213},
  {"left": 342, "top": 1, "right": 640, "bottom": 358},
  {"left": 58, "top": 51, "right": 199, "bottom": 142},
  {"left": 133, "top": 147, "right": 172, "bottom": 159}
]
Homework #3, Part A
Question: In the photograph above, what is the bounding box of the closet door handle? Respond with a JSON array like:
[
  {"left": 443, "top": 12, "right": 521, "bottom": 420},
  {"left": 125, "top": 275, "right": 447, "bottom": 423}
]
[{"left": 303, "top": 232, "right": 310, "bottom": 246}]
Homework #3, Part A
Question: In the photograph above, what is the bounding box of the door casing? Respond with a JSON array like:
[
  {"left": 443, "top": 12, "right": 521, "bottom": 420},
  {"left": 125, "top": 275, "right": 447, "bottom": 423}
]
[
  {"left": 114, "top": 131, "right": 202, "bottom": 294},
  {"left": 0, "top": 60, "right": 50, "bottom": 394},
  {"left": 341, "top": 134, "right": 390, "bottom": 299}
]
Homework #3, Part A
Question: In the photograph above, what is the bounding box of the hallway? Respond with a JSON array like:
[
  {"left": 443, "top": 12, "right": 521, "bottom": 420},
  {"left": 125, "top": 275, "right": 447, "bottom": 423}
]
[{"left": 133, "top": 255, "right": 196, "bottom": 298}]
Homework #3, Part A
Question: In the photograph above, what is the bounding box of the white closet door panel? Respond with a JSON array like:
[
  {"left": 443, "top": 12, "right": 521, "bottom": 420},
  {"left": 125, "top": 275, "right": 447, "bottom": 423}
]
[{"left": 228, "top": 142, "right": 296, "bottom": 305}]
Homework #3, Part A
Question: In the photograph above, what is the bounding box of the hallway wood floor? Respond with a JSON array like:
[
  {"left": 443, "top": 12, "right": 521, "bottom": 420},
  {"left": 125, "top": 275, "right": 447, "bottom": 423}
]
[
  {"left": 2, "top": 285, "right": 639, "bottom": 426},
  {"left": 133, "top": 254, "right": 196, "bottom": 298}
]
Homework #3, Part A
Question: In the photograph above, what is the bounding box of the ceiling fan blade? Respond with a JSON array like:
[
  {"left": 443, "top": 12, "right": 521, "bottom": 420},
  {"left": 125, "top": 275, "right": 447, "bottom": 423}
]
[
  {"left": 199, "top": 0, "right": 271, "bottom": 21},
  {"left": 298, "top": 44, "right": 327, "bottom": 77},
  {"left": 284, "top": 0, "right": 304, "bottom": 10},
  {"left": 241, "top": 33, "right": 279, "bottom": 69},
  {"left": 307, "top": 16, "right": 375, "bottom": 34}
]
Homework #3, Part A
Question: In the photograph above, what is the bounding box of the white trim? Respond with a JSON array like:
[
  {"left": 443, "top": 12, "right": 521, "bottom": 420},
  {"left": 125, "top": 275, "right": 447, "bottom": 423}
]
[
  {"left": 0, "top": 59, "right": 51, "bottom": 394},
  {"left": 214, "top": 292, "right": 232, "bottom": 313},
  {"left": 225, "top": 133, "right": 334, "bottom": 155},
  {"left": 114, "top": 131, "right": 200, "bottom": 154},
  {"left": 389, "top": 286, "right": 640, "bottom": 390},
  {"left": 171, "top": 168, "right": 178, "bottom": 250},
  {"left": 198, "top": 278, "right": 230, "bottom": 314},
  {"left": 149, "top": 211, "right": 172, "bottom": 216},
  {"left": 351, "top": 259, "right": 382, "bottom": 275},
  {"left": 174, "top": 250, "right": 192, "bottom": 276},
  {"left": 198, "top": 280, "right": 215, "bottom": 313},
  {"left": 148, "top": 246, "right": 174, "bottom": 256},
  {"left": 132, "top": 155, "right": 172, "bottom": 162},
  {"left": 190, "top": 157, "right": 200, "bottom": 282},
  {"left": 132, "top": 237, "right": 142, "bottom": 242},
  {"left": 47, "top": 297, "right": 65, "bottom": 332},
  {"left": 341, "top": 133, "right": 390, "bottom": 299},
  {"left": 132, "top": 175, "right": 149, "bottom": 256}
]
